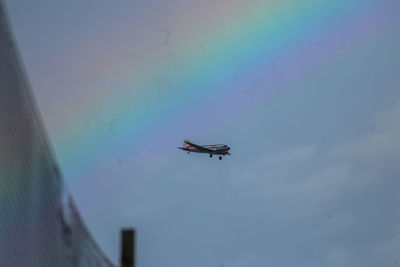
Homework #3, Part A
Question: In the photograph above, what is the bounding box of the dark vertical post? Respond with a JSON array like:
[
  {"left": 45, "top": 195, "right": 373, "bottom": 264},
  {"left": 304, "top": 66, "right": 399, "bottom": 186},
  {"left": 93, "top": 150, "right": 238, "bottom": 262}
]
[{"left": 120, "top": 228, "right": 135, "bottom": 267}]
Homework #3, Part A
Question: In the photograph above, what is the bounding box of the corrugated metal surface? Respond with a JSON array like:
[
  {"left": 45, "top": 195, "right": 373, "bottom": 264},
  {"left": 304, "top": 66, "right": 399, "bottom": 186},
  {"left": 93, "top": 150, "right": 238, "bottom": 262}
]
[{"left": 0, "top": 1, "right": 114, "bottom": 266}]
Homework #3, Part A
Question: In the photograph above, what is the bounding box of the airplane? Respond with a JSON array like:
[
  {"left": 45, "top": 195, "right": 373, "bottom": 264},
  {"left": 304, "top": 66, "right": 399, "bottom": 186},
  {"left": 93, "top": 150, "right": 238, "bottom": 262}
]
[{"left": 178, "top": 139, "right": 230, "bottom": 160}]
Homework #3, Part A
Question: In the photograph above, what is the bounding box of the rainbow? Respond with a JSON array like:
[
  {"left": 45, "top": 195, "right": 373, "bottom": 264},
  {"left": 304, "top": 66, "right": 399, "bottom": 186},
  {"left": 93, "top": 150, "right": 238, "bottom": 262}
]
[{"left": 48, "top": 0, "right": 378, "bottom": 180}]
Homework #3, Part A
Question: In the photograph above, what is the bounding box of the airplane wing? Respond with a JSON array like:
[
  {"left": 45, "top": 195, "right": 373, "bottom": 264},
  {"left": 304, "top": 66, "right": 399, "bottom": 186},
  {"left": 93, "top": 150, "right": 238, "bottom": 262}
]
[{"left": 184, "top": 140, "right": 213, "bottom": 153}]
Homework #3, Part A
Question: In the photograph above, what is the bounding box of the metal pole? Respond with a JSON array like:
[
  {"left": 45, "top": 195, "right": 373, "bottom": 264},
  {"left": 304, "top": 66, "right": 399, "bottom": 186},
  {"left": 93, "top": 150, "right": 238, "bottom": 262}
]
[{"left": 120, "top": 228, "right": 135, "bottom": 267}]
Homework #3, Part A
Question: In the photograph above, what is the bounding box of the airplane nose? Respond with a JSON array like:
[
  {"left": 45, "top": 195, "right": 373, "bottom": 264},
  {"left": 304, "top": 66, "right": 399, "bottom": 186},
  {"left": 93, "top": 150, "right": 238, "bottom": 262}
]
[{"left": 227, "top": 146, "right": 230, "bottom": 150}]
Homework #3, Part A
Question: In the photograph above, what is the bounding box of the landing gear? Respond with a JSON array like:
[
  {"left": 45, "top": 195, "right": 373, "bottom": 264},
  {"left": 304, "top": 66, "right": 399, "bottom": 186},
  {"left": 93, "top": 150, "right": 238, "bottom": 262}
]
[
  {"left": 219, "top": 156, "right": 222, "bottom": 160},
  {"left": 209, "top": 154, "right": 213, "bottom": 158}
]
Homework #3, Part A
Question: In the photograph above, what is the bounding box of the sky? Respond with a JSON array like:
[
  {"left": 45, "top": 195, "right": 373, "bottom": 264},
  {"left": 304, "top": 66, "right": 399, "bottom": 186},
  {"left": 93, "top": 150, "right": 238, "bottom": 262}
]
[{"left": 4, "top": 0, "right": 400, "bottom": 266}]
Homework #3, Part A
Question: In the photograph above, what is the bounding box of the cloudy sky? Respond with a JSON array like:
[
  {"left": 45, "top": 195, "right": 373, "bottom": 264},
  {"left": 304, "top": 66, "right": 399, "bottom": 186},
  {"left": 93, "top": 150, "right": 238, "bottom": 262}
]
[{"left": 4, "top": 0, "right": 400, "bottom": 266}]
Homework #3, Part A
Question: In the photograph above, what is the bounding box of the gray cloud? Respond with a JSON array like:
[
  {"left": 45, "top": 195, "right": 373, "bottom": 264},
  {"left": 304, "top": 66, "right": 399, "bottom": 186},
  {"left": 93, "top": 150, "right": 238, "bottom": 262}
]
[{"left": 226, "top": 102, "right": 400, "bottom": 266}]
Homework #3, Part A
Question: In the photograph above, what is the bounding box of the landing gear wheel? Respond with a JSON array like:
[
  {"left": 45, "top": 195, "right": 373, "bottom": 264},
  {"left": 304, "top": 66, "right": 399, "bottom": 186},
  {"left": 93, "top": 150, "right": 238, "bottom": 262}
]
[
  {"left": 219, "top": 156, "right": 222, "bottom": 160},
  {"left": 209, "top": 154, "right": 213, "bottom": 158}
]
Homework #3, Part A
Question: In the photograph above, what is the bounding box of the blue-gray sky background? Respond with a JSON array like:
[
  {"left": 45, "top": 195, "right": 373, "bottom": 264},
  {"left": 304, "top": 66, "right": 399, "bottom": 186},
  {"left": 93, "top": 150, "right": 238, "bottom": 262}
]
[{"left": 4, "top": 0, "right": 400, "bottom": 266}]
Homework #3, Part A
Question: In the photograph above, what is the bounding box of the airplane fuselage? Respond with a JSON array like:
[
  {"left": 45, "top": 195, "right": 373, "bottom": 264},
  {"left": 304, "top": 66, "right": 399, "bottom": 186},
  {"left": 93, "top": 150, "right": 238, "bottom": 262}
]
[
  {"left": 178, "top": 139, "right": 230, "bottom": 159},
  {"left": 179, "top": 145, "right": 230, "bottom": 155}
]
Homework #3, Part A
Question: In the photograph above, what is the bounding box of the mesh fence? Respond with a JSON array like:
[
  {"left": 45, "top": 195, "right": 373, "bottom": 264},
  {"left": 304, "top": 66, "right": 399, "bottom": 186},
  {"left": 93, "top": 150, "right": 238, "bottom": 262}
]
[{"left": 0, "top": 2, "right": 115, "bottom": 266}]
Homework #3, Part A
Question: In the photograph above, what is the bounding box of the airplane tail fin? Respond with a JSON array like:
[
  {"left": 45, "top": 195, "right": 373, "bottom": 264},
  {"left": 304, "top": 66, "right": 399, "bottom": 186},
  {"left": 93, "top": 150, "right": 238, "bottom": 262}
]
[{"left": 183, "top": 139, "right": 191, "bottom": 148}]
